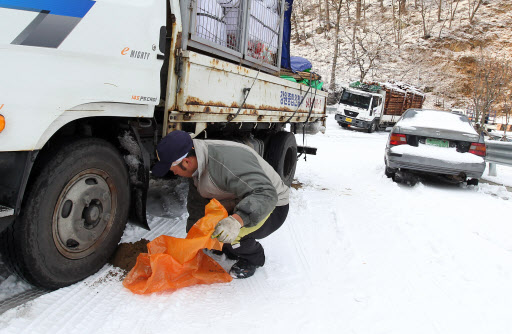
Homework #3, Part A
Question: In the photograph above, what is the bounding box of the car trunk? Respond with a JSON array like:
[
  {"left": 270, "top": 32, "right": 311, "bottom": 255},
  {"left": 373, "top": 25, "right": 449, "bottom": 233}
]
[{"left": 397, "top": 126, "right": 480, "bottom": 153}]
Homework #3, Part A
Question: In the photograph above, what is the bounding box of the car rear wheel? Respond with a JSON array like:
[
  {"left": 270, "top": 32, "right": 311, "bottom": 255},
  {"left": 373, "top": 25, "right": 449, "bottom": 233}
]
[
  {"left": 385, "top": 166, "right": 396, "bottom": 179},
  {"left": 393, "top": 170, "right": 418, "bottom": 186},
  {"left": 1, "top": 138, "right": 130, "bottom": 289},
  {"left": 384, "top": 159, "right": 396, "bottom": 179},
  {"left": 467, "top": 178, "right": 479, "bottom": 186}
]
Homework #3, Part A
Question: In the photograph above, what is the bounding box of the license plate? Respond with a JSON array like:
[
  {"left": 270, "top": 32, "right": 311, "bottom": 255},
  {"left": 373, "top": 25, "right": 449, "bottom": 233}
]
[
  {"left": 426, "top": 138, "right": 449, "bottom": 148},
  {"left": 345, "top": 117, "right": 352, "bottom": 123}
]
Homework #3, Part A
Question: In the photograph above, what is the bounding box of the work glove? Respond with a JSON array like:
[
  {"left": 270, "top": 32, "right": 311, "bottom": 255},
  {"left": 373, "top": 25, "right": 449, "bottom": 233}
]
[{"left": 212, "top": 216, "right": 241, "bottom": 244}]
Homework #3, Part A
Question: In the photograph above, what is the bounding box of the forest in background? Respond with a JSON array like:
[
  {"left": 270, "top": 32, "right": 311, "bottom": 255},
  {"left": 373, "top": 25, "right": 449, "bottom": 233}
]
[{"left": 289, "top": 0, "right": 512, "bottom": 131}]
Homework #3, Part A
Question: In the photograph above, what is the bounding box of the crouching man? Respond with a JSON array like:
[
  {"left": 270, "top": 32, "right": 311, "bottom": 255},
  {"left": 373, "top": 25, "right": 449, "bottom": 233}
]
[{"left": 151, "top": 130, "right": 290, "bottom": 279}]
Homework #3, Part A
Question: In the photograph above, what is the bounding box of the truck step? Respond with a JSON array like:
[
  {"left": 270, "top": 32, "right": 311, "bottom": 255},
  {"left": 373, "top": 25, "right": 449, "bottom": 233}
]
[
  {"left": 0, "top": 205, "right": 14, "bottom": 218},
  {"left": 297, "top": 146, "right": 317, "bottom": 155}
]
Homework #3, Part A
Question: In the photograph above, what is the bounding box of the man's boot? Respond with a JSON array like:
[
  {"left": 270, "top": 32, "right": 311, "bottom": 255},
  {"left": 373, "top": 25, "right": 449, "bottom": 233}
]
[{"left": 229, "top": 259, "right": 259, "bottom": 279}]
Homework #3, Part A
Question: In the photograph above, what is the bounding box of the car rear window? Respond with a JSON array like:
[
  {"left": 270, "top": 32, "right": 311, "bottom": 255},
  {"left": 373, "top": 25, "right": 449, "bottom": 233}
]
[{"left": 398, "top": 109, "right": 476, "bottom": 133}]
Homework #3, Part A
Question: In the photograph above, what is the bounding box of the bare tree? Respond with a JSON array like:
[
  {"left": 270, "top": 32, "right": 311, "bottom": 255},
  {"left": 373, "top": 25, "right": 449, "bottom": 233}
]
[
  {"left": 472, "top": 55, "right": 510, "bottom": 134},
  {"left": 291, "top": 11, "right": 301, "bottom": 43},
  {"left": 318, "top": 0, "right": 324, "bottom": 26},
  {"left": 328, "top": 0, "right": 344, "bottom": 88},
  {"left": 325, "top": 0, "right": 331, "bottom": 30},
  {"left": 418, "top": 0, "right": 436, "bottom": 39},
  {"left": 341, "top": 19, "right": 391, "bottom": 81},
  {"left": 291, "top": 0, "right": 310, "bottom": 42},
  {"left": 468, "top": 0, "right": 483, "bottom": 24},
  {"left": 346, "top": 0, "right": 360, "bottom": 61},
  {"left": 399, "top": 0, "right": 407, "bottom": 14},
  {"left": 436, "top": 0, "right": 452, "bottom": 38},
  {"left": 391, "top": 0, "right": 408, "bottom": 49},
  {"left": 356, "top": 0, "right": 362, "bottom": 21},
  {"left": 328, "top": 0, "right": 344, "bottom": 92},
  {"left": 501, "top": 93, "right": 512, "bottom": 141},
  {"left": 448, "top": 0, "right": 461, "bottom": 28}
]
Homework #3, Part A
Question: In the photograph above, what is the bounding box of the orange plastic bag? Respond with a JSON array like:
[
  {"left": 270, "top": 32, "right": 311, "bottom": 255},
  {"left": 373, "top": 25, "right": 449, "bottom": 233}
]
[{"left": 123, "top": 199, "right": 233, "bottom": 294}]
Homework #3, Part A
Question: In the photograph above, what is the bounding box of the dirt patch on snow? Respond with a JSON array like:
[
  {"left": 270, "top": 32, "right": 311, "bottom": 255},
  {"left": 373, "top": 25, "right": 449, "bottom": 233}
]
[
  {"left": 291, "top": 181, "right": 303, "bottom": 190},
  {"left": 109, "top": 239, "right": 150, "bottom": 273}
]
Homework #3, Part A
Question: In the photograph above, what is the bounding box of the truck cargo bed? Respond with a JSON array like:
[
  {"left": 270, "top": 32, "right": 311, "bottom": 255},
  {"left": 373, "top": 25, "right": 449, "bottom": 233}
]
[
  {"left": 383, "top": 87, "right": 425, "bottom": 116},
  {"left": 168, "top": 51, "right": 327, "bottom": 131}
]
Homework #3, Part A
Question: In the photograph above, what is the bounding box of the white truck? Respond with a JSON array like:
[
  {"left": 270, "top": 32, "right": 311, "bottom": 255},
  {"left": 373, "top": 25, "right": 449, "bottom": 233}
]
[
  {"left": 0, "top": 0, "right": 326, "bottom": 289},
  {"left": 334, "top": 82, "right": 425, "bottom": 133}
]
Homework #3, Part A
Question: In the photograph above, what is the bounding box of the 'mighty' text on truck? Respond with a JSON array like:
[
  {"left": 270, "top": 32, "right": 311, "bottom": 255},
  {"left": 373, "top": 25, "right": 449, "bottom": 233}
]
[
  {"left": 0, "top": 0, "right": 326, "bottom": 289},
  {"left": 334, "top": 82, "right": 425, "bottom": 133}
]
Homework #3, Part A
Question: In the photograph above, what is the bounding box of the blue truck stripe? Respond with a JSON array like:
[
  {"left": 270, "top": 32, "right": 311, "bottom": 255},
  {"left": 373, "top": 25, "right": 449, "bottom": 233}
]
[{"left": 0, "top": 0, "right": 96, "bottom": 18}]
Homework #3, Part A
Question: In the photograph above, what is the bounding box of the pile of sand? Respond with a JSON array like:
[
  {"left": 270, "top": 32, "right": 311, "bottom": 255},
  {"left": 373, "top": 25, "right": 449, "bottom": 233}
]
[{"left": 109, "top": 239, "right": 150, "bottom": 273}]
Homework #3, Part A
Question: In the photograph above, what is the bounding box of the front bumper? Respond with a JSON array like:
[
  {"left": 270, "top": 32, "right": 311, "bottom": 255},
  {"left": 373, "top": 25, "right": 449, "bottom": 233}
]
[
  {"left": 335, "top": 114, "right": 371, "bottom": 129},
  {"left": 386, "top": 148, "right": 485, "bottom": 178}
]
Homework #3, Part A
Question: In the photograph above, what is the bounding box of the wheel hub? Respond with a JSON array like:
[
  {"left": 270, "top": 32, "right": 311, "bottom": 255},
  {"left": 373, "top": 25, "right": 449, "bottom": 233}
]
[
  {"left": 53, "top": 169, "right": 117, "bottom": 259},
  {"left": 83, "top": 201, "right": 102, "bottom": 229}
]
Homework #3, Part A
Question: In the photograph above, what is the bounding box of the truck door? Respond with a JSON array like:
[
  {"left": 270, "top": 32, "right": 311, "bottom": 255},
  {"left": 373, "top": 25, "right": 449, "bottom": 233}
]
[{"left": 372, "top": 96, "right": 383, "bottom": 118}]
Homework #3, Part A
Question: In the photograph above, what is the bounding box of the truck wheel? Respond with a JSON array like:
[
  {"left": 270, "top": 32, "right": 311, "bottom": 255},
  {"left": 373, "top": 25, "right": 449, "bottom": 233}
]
[
  {"left": 266, "top": 132, "right": 298, "bottom": 187},
  {"left": 339, "top": 123, "right": 348, "bottom": 128},
  {"left": 1, "top": 138, "right": 130, "bottom": 289},
  {"left": 367, "top": 121, "right": 377, "bottom": 133}
]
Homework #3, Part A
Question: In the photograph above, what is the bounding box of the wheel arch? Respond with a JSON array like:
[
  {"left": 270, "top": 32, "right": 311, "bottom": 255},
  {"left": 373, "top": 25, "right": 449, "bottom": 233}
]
[
  {"left": 16, "top": 115, "right": 155, "bottom": 231},
  {"left": 3, "top": 137, "right": 134, "bottom": 288}
]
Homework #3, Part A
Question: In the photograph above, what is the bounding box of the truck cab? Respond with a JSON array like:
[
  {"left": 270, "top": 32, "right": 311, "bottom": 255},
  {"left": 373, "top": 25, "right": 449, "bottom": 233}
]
[
  {"left": 334, "top": 81, "right": 425, "bottom": 133},
  {"left": 334, "top": 87, "right": 385, "bottom": 133}
]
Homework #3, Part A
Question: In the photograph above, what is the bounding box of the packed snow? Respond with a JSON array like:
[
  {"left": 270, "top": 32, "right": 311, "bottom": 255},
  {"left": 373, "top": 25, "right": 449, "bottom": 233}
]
[
  {"left": 390, "top": 144, "right": 485, "bottom": 164},
  {"left": 483, "top": 162, "right": 512, "bottom": 187},
  {"left": 0, "top": 117, "right": 512, "bottom": 333}
]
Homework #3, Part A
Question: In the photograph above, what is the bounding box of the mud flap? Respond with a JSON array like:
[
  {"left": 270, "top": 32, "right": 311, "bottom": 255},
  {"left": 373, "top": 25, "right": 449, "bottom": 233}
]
[{"left": 126, "top": 126, "right": 151, "bottom": 230}]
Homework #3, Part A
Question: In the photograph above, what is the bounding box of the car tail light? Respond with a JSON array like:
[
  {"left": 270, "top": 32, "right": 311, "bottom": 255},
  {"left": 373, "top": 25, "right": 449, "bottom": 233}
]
[
  {"left": 389, "top": 133, "right": 407, "bottom": 146},
  {"left": 0, "top": 115, "right": 4, "bottom": 133},
  {"left": 469, "top": 142, "right": 486, "bottom": 157}
]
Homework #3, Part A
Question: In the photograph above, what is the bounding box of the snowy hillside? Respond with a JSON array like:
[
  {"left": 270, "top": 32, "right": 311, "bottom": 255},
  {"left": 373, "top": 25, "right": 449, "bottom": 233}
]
[{"left": 290, "top": 0, "right": 512, "bottom": 109}]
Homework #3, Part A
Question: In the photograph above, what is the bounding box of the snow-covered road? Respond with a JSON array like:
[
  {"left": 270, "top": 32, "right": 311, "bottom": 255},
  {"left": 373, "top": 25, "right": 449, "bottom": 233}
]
[{"left": 1, "top": 116, "right": 512, "bottom": 334}]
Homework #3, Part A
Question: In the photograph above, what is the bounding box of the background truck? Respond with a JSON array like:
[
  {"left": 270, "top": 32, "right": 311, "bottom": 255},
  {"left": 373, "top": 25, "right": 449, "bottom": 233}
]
[
  {"left": 0, "top": 0, "right": 326, "bottom": 289},
  {"left": 334, "top": 81, "right": 425, "bottom": 133}
]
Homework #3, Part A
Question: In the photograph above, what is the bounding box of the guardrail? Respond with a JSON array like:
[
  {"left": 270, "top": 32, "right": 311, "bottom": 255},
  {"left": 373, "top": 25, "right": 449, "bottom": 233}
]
[{"left": 485, "top": 140, "right": 512, "bottom": 176}]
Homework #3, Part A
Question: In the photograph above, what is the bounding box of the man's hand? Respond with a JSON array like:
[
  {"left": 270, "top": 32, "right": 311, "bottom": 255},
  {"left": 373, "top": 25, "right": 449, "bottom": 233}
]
[{"left": 212, "top": 216, "right": 242, "bottom": 244}]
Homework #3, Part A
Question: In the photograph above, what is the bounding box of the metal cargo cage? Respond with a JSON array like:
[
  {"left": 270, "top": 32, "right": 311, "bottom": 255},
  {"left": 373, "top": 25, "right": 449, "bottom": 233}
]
[{"left": 181, "top": 0, "right": 285, "bottom": 73}]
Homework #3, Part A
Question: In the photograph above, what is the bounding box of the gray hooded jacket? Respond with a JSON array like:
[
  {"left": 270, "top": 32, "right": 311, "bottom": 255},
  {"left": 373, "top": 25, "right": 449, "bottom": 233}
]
[{"left": 186, "top": 139, "right": 290, "bottom": 230}]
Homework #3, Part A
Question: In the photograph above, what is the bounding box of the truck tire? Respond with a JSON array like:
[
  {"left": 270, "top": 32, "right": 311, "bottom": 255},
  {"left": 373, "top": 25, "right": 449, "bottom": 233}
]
[
  {"left": 367, "top": 121, "right": 377, "bottom": 133},
  {"left": 339, "top": 123, "right": 348, "bottom": 128},
  {"left": 266, "top": 132, "right": 297, "bottom": 187},
  {"left": 1, "top": 138, "right": 130, "bottom": 289}
]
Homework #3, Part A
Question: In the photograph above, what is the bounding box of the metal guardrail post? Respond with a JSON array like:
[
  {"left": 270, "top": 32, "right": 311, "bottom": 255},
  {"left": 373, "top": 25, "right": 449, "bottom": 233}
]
[
  {"left": 485, "top": 140, "right": 512, "bottom": 177},
  {"left": 488, "top": 163, "right": 497, "bottom": 177}
]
